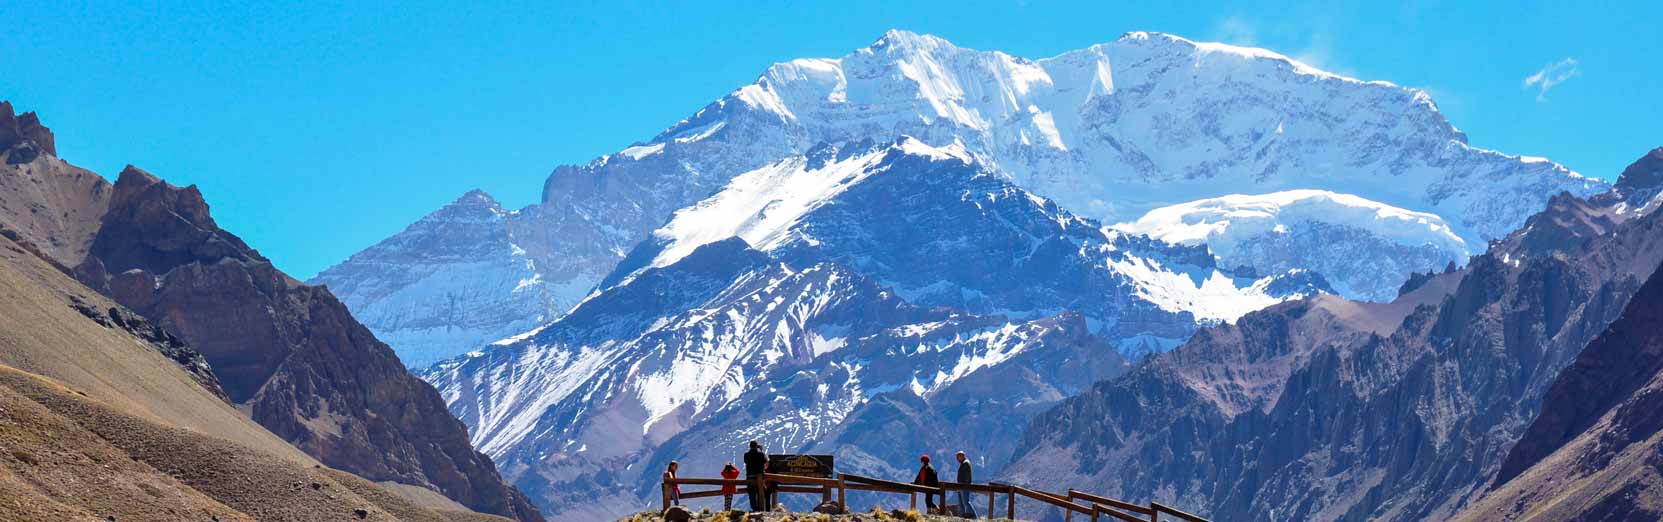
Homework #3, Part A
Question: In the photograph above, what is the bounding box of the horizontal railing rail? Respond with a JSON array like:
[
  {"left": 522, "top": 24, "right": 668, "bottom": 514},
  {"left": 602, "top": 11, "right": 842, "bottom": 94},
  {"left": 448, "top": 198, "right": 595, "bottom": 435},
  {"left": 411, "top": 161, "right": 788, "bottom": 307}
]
[{"left": 658, "top": 473, "right": 1208, "bottom": 521}]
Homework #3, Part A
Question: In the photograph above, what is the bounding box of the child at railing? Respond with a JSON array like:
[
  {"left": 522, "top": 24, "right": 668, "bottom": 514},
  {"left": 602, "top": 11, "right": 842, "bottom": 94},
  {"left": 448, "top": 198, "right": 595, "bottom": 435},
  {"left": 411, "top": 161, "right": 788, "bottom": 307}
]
[{"left": 721, "top": 461, "right": 740, "bottom": 510}]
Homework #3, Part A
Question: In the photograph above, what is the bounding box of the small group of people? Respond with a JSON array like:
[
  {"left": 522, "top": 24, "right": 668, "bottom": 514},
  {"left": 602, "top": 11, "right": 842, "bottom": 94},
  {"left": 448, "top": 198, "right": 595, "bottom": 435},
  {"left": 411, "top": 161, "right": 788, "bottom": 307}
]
[
  {"left": 662, "top": 441, "right": 978, "bottom": 515},
  {"left": 912, "top": 451, "right": 975, "bottom": 516},
  {"left": 660, "top": 440, "right": 771, "bottom": 511}
]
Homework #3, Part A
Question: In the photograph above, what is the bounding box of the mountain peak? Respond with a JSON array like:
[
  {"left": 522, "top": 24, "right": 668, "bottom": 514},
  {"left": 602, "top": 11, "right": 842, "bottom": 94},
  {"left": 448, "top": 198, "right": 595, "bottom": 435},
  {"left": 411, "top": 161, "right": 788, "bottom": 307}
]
[
  {"left": 868, "top": 29, "right": 957, "bottom": 54},
  {"left": 1615, "top": 147, "right": 1663, "bottom": 195},
  {"left": 0, "top": 100, "right": 57, "bottom": 161},
  {"left": 451, "top": 188, "right": 502, "bottom": 208}
]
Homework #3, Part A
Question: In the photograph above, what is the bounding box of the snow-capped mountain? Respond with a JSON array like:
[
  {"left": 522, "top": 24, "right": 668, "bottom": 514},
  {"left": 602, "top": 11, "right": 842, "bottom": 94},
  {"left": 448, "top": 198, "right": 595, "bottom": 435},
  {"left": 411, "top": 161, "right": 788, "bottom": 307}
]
[
  {"left": 423, "top": 140, "right": 1326, "bottom": 520},
  {"left": 317, "top": 29, "right": 1603, "bottom": 366},
  {"left": 310, "top": 190, "right": 576, "bottom": 368},
  {"left": 1113, "top": 190, "right": 1472, "bottom": 301}
]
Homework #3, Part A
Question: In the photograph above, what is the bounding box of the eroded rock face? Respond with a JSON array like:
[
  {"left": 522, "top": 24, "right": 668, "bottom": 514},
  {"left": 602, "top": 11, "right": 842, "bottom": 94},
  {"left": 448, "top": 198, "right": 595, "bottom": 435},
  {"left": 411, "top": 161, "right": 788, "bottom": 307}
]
[
  {"left": 1002, "top": 151, "right": 1663, "bottom": 522},
  {"left": 1465, "top": 241, "right": 1663, "bottom": 521},
  {"left": 1615, "top": 147, "right": 1663, "bottom": 209},
  {"left": 0, "top": 101, "right": 56, "bottom": 160},
  {"left": 68, "top": 167, "right": 545, "bottom": 522}
]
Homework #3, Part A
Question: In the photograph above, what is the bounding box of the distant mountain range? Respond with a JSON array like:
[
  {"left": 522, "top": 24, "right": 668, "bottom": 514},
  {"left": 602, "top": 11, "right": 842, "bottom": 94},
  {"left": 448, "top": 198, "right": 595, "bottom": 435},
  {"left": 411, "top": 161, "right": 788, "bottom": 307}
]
[
  {"left": 3, "top": 21, "right": 1657, "bottom": 522},
  {"left": 300, "top": 30, "right": 1628, "bottom": 521},
  {"left": 312, "top": 30, "right": 1604, "bottom": 369}
]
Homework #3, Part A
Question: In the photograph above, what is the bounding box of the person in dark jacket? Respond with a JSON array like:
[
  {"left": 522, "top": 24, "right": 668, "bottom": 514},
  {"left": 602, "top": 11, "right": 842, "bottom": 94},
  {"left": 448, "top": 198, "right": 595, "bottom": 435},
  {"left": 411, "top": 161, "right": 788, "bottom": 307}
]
[
  {"left": 721, "top": 461, "right": 741, "bottom": 511},
  {"left": 955, "top": 451, "right": 974, "bottom": 516},
  {"left": 913, "top": 454, "right": 941, "bottom": 511},
  {"left": 744, "top": 440, "right": 769, "bottom": 512}
]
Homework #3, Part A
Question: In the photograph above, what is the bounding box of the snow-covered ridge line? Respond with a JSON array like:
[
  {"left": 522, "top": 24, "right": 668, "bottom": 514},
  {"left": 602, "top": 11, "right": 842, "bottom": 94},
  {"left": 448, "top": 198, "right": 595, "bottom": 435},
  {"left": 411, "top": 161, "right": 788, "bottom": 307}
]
[
  {"left": 1113, "top": 190, "right": 1470, "bottom": 254},
  {"left": 645, "top": 137, "right": 970, "bottom": 274}
]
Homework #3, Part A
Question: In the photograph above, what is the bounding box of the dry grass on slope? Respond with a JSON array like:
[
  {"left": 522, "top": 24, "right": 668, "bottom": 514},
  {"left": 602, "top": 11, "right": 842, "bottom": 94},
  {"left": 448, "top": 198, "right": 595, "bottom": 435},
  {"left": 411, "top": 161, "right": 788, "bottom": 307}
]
[
  {"left": 0, "top": 231, "right": 510, "bottom": 521},
  {"left": 0, "top": 374, "right": 252, "bottom": 522},
  {"left": 323, "top": 468, "right": 512, "bottom": 522},
  {"left": 0, "top": 232, "right": 313, "bottom": 464},
  {"left": 0, "top": 364, "right": 512, "bottom": 521}
]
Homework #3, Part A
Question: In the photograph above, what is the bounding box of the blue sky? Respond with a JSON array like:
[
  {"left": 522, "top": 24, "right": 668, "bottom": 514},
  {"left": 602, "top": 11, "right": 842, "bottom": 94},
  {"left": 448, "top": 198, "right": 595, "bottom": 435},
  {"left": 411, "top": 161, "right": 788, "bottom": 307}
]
[{"left": 4, "top": 1, "right": 1658, "bottom": 278}]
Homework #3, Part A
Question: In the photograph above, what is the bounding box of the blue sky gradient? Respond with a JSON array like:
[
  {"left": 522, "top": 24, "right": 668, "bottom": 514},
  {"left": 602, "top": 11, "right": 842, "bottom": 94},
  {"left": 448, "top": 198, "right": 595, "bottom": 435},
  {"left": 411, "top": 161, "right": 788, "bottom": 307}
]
[{"left": 4, "top": 1, "right": 1658, "bottom": 278}]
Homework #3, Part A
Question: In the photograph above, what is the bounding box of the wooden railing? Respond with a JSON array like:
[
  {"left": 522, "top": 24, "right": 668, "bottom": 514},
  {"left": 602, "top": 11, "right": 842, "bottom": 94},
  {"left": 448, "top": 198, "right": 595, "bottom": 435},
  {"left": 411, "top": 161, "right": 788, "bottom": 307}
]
[{"left": 662, "top": 473, "right": 1209, "bottom": 521}]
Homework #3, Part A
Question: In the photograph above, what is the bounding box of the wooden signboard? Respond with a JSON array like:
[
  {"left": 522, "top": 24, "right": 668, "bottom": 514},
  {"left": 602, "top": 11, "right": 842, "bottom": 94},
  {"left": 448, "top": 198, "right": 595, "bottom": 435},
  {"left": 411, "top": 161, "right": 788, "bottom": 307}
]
[{"left": 766, "top": 454, "right": 835, "bottom": 478}]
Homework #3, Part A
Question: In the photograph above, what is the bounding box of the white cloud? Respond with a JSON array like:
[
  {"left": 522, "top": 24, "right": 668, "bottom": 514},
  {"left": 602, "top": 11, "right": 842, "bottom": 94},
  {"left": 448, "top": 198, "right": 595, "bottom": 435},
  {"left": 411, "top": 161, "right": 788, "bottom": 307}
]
[{"left": 1522, "top": 58, "right": 1580, "bottom": 102}]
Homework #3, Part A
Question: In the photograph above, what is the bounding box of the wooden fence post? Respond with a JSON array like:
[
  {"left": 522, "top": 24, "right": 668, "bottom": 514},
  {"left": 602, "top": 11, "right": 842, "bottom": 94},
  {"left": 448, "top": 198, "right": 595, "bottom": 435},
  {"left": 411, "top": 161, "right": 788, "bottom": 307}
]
[
  {"left": 661, "top": 482, "right": 670, "bottom": 511},
  {"left": 987, "top": 488, "right": 995, "bottom": 520},
  {"left": 911, "top": 491, "right": 918, "bottom": 511},
  {"left": 1007, "top": 488, "right": 1016, "bottom": 520},
  {"left": 837, "top": 476, "right": 846, "bottom": 511}
]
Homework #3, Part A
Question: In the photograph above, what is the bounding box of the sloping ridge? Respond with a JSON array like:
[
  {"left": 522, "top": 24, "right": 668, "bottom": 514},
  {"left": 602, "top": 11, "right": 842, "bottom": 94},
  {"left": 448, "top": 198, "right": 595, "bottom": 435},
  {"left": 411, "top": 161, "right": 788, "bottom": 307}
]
[
  {"left": 0, "top": 101, "right": 543, "bottom": 521},
  {"left": 0, "top": 228, "right": 506, "bottom": 521},
  {"left": 1457, "top": 251, "right": 1663, "bottom": 520}
]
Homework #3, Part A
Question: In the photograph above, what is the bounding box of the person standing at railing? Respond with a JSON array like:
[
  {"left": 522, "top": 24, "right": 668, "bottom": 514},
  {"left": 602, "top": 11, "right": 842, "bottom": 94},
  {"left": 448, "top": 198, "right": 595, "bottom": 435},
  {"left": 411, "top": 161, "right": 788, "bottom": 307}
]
[
  {"left": 663, "top": 461, "right": 682, "bottom": 506},
  {"left": 955, "top": 451, "right": 974, "bottom": 516},
  {"left": 721, "top": 461, "right": 741, "bottom": 511},
  {"left": 914, "top": 454, "right": 941, "bottom": 512},
  {"left": 744, "top": 440, "right": 769, "bottom": 512}
]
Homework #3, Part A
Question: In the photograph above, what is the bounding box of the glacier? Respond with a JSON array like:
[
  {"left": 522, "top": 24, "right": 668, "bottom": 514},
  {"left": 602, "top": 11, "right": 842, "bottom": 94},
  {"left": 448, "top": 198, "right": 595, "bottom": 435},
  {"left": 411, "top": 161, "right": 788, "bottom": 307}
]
[{"left": 1113, "top": 190, "right": 1472, "bottom": 301}]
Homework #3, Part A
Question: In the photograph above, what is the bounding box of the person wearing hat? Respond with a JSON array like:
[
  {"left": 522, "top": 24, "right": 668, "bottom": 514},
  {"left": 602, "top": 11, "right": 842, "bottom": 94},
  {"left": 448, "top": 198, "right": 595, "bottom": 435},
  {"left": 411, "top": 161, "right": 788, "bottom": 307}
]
[
  {"left": 744, "top": 440, "right": 769, "bottom": 512},
  {"left": 913, "top": 454, "right": 941, "bottom": 512}
]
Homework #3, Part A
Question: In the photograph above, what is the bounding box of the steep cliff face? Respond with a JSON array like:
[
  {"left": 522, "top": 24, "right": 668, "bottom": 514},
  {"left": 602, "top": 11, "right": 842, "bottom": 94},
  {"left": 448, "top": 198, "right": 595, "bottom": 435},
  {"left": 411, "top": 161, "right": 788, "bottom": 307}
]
[
  {"left": 72, "top": 167, "right": 545, "bottom": 522},
  {"left": 1452, "top": 152, "right": 1663, "bottom": 521},
  {"left": 1455, "top": 253, "right": 1663, "bottom": 521},
  {"left": 1002, "top": 150, "right": 1663, "bottom": 522},
  {"left": 0, "top": 103, "right": 544, "bottom": 522}
]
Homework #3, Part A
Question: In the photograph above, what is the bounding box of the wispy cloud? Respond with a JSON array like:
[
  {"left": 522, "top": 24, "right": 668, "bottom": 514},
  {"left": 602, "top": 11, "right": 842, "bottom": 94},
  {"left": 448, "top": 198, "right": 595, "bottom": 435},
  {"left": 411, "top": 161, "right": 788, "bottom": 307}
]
[
  {"left": 1522, "top": 58, "right": 1580, "bottom": 102},
  {"left": 1212, "top": 16, "right": 1259, "bottom": 46},
  {"left": 1208, "top": 16, "right": 1358, "bottom": 79}
]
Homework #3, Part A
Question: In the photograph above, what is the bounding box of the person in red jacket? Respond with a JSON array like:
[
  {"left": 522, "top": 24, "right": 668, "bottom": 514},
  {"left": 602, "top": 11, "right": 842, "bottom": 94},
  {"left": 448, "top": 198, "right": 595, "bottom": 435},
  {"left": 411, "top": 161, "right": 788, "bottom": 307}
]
[
  {"left": 721, "top": 461, "right": 741, "bottom": 511},
  {"left": 913, "top": 454, "right": 940, "bottom": 512},
  {"left": 663, "top": 461, "right": 682, "bottom": 506}
]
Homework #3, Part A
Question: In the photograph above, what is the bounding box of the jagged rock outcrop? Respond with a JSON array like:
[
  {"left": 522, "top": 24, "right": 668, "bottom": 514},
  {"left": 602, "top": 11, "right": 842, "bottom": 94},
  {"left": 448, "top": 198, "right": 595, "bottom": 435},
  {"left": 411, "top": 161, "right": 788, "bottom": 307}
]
[
  {"left": 1614, "top": 147, "right": 1663, "bottom": 210},
  {"left": 0, "top": 100, "right": 56, "bottom": 163}
]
